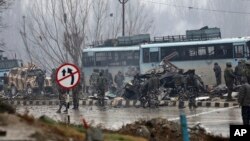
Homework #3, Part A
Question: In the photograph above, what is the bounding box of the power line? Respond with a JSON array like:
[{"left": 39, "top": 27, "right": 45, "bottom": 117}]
[{"left": 141, "top": 0, "right": 250, "bottom": 15}]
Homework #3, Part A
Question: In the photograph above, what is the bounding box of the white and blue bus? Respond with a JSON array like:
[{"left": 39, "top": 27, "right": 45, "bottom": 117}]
[
  {"left": 140, "top": 37, "right": 250, "bottom": 85},
  {"left": 82, "top": 46, "right": 140, "bottom": 85}
]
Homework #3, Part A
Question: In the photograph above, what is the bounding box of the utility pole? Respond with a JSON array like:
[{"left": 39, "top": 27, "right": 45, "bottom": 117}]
[{"left": 118, "top": 0, "right": 129, "bottom": 36}]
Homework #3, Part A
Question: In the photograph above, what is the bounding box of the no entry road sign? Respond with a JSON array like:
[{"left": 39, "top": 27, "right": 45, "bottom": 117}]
[{"left": 56, "top": 63, "right": 80, "bottom": 89}]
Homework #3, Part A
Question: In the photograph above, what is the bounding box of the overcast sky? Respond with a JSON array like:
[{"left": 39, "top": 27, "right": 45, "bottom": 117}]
[{"left": 1, "top": 0, "right": 250, "bottom": 61}]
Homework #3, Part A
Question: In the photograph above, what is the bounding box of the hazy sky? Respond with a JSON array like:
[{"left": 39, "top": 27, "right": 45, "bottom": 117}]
[{"left": 1, "top": 0, "right": 250, "bottom": 61}]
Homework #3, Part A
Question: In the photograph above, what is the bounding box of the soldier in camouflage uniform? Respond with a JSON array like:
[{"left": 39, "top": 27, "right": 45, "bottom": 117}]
[
  {"left": 89, "top": 69, "right": 99, "bottom": 95},
  {"left": 213, "top": 62, "right": 222, "bottom": 86},
  {"left": 224, "top": 62, "right": 236, "bottom": 101},
  {"left": 97, "top": 72, "right": 107, "bottom": 107},
  {"left": 235, "top": 60, "right": 245, "bottom": 84},
  {"left": 186, "top": 70, "right": 198, "bottom": 110},
  {"left": 114, "top": 71, "right": 125, "bottom": 89},
  {"left": 56, "top": 87, "right": 68, "bottom": 113},
  {"left": 104, "top": 69, "right": 113, "bottom": 90},
  {"left": 238, "top": 76, "right": 250, "bottom": 125},
  {"left": 244, "top": 61, "right": 250, "bottom": 84},
  {"left": 72, "top": 83, "right": 81, "bottom": 110},
  {"left": 173, "top": 69, "right": 186, "bottom": 109}
]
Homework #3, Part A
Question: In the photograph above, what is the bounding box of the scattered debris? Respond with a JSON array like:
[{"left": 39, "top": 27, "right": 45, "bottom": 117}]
[{"left": 115, "top": 118, "right": 229, "bottom": 141}]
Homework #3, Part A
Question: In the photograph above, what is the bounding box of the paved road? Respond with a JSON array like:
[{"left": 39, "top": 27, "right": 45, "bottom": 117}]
[{"left": 17, "top": 105, "right": 242, "bottom": 137}]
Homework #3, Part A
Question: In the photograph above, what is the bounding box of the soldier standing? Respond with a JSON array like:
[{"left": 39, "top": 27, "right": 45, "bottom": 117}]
[
  {"left": 72, "top": 84, "right": 81, "bottom": 110},
  {"left": 104, "top": 69, "right": 113, "bottom": 89},
  {"left": 173, "top": 69, "right": 186, "bottom": 109},
  {"left": 147, "top": 71, "right": 160, "bottom": 107},
  {"left": 224, "top": 62, "right": 236, "bottom": 101},
  {"left": 97, "top": 72, "right": 107, "bottom": 107},
  {"left": 89, "top": 69, "right": 99, "bottom": 95},
  {"left": 238, "top": 77, "right": 250, "bottom": 125},
  {"left": 213, "top": 62, "right": 221, "bottom": 86},
  {"left": 186, "top": 70, "right": 198, "bottom": 110},
  {"left": 114, "top": 71, "right": 125, "bottom": 89},
  {"left": 244, "top": 61, "right": 250, "bottom": 84},
  {"left": 36, "top": 72, "right": 45, "bottom": 95},
  {"left": 56, "top": 87, "right": 68, "bottom": 113},
  {"left": 147, "top": 71, "right": 159, "bottom": 92},
  {"left": 235, "top": 60, "right": 244, "bottom": 84}
]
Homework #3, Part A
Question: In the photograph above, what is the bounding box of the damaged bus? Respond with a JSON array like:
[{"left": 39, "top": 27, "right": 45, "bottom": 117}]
[{"left": 140, "top": 37, "right": 250, "bottom": 85}]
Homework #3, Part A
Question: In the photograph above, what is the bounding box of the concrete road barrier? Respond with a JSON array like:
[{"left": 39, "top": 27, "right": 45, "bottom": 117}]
[{"left": 1, "top": 99, "right": 238, "bottom": 108}]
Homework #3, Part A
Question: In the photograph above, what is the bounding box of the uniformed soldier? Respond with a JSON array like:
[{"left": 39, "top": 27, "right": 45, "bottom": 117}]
[
  {"left": 244, "top": 61, "right": 250, "bottom": 84},
  {"left": 213, "top": 62, "right": 222, "bottom": 86},
  {"left": 173, "top": 69, "right": 186, "bottom": 109},
  {"left": 104, "top": 69, "right": 113, "bottom": 89},
  {"left": 72, "top": 84, "right": 81, "bottom": 110},
  {"left": 97, "top": 72, "right": 107, "bottom": 107},
  {"left": 238, "top": 76, "right": 250, "bottom": 125},
  {"left": 235, "top": 60, "right": 245, "bottom": 84},
  {"left": 186, "top": 70, "right": 198, "bottom": 110},
  {"left": 114, "top": 71, "right": 125, "bottom": 89},
  {"left": 56, "top": 87, "right": 68, "bottom": 113},
  {"left": 147, "top": 71, "right": 159, "bottom": 92},
  {"left": 89, "top": 69, "right": 99, "bottom": 95},
  {"left": 224, "top": 62, "right": 236, "bottom": 101},
  {"left": 36, "top": 72, "right": 45, "bottom": 94},
  {"left": 147, "top": 71, "right": 160, "bottom": 107}
]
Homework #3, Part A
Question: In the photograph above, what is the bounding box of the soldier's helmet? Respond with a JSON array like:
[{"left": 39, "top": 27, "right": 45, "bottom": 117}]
[{"left": 226, "top": 62, "right": 232, "bottom": 67}]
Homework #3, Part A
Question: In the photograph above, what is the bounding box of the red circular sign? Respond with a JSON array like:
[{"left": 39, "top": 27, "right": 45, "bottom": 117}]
[{"left": 56, "top": 63, "right": 81, "bottom": 89}]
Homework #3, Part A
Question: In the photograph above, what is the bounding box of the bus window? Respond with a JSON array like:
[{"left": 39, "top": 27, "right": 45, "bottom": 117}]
[
  {"left": 149, "top": 48, "right": 159, "bottom": 62},
  {"left": 161, "top": 47, "right": 179, "bottom": 60},
  {"left": 150, "top": 52, "right": 159, "bottom": 62},
  {"left": 214, "top": 44, "right": 233, "bottom": 58},
  {"left": 143, "top": 48, "right": 149, "bottom": 63},
  {"left": 234, "top": 45, "right": 244, "bottom": 58},
  {"left": 95, "top": 52, "right": 107, "bottom": 66},
  {"left": 189, "top": 48, "right": 197, "bottom": 57},
  {"left": 207, "top": 46, "right": 214, "bottom": 56},
  {"left": 83, "top": 52, "right": 95, "bottom": 67},
  {"left": 198, "top": 47, "right": 207, "bottom": 56}
]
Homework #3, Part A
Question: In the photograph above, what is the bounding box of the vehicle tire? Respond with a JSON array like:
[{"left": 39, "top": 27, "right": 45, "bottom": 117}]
[{"left": 10, "top": 86, "right": 17, "bottom": 98}]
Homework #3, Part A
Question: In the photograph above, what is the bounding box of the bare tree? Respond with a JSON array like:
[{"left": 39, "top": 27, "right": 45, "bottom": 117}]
[
  {"left": 89, "top": 0, "right": 154, "bottom": 45},
  {"left": 20, "top": 0, "right": 90, "bottom": 72},
  {"left": 126, "top": 1, "right": 154, "bottom": 36},
  {"left": 90, "top": 0, "right": 109, "bottom": 42},
  {"left": 0, "top": 0, "right": 12, "bottom": 48},
  {"left": 21, "top": 0, "right": 154, "bottom": 71}
]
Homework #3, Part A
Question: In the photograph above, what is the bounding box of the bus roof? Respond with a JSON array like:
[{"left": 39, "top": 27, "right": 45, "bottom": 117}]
[
  {"left": 83, "top": 46, "right": 139, "bottom": 52},
  {"left": 141, "top": 37, "right": 250, "bottom": 48}
]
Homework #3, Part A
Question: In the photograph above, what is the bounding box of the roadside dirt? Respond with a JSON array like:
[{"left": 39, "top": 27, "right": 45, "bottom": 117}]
[{"left": 0, "top": 102, "right": 229, "bottom": 141}]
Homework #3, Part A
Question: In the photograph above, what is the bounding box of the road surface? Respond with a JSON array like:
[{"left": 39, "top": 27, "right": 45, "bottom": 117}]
[{"left": 17, "top": 105, "right": 242, "bottom": 137}]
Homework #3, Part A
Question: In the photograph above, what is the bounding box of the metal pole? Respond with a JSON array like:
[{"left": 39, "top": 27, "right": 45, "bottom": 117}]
[
  {"left": 122, "top": 2, "right": 125, "bottom": 36},
  {"left": 118, "top": 0, "right": 129, "bottom": 36}
]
